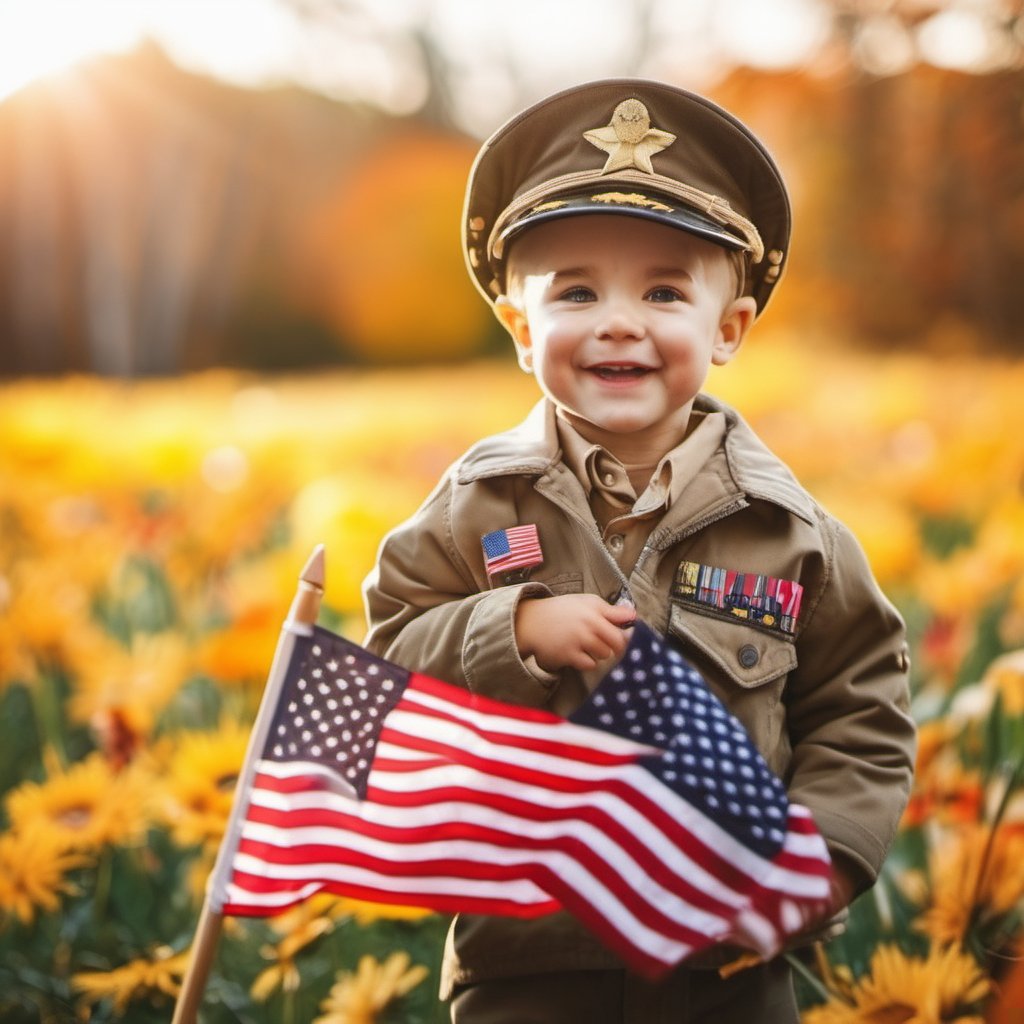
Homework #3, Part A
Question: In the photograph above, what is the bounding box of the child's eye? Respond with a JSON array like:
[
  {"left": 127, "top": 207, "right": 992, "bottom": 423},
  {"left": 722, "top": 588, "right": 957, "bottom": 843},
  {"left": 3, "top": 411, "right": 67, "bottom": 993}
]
[
  {"left": 646, "top": 286, "right": 683, "bottom": 303},
  {"left": 558, "top": 286, "right": 595, "bottom": 303}
]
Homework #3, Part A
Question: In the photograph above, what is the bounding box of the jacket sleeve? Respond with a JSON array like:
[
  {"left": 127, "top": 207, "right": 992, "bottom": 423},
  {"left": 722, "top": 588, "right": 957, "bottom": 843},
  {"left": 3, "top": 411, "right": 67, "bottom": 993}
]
[
  {"left": 362, "top": 476, "right": 558, "bottom": 708},
  {"left": 784, "top": 517, "right": 916, "bottom": 892}
]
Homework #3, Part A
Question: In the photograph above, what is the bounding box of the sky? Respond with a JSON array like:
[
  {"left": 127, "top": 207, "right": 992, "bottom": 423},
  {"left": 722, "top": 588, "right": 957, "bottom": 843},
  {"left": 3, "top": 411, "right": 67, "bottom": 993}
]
[{"left": 0, "top": 0, "right": 1011, "bottom": 134}]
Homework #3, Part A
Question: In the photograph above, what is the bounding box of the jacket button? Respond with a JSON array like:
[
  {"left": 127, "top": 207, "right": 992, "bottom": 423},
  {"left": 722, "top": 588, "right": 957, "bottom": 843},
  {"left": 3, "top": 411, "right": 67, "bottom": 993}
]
[
  {"left": 738, "top": 644, "right": 760, "bottom": 669},
  {"left": 608, "top": 534, "right": 625, "bottom": 554}
]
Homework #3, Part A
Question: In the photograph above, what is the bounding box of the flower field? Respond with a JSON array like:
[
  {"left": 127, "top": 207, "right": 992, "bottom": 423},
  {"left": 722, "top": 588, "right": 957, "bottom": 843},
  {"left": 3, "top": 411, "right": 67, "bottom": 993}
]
[{"left": 2, "top": 336, "right": 1024, "bottom": 1022}]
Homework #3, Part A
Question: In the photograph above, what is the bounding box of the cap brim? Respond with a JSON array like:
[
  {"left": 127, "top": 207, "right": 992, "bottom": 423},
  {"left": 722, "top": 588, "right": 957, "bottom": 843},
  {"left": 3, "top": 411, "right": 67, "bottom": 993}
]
[{"left": 496, "top": 191, "right": 749, "bottom": 260}]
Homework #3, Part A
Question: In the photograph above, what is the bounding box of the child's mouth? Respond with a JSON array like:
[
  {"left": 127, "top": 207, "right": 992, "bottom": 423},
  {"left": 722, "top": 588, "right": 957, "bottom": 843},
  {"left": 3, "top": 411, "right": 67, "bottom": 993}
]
[{"left": 589, "top": 364, "right": 653, "bottom": 381}]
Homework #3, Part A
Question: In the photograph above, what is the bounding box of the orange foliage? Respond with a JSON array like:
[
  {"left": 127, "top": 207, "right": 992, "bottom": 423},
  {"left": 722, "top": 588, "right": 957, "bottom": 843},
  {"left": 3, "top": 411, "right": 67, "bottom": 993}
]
[{"left": 302, "top": 130, "right": 491, "bottom": 362}]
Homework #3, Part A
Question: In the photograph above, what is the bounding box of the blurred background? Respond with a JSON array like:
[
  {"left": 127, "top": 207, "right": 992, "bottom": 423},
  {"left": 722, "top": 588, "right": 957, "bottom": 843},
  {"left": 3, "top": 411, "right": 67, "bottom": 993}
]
[
  {"left": 2, "top": 0, "right": 1023, "bottom": 375},
  {"left": 3, "top": 2, "right": 1024, "bottom": 1022}
]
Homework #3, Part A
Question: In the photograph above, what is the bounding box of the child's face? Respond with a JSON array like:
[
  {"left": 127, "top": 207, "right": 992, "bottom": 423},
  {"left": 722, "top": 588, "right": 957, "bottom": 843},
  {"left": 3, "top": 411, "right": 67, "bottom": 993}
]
[{"left": 498, "top": 215, "right": 755, "bottom": 458}]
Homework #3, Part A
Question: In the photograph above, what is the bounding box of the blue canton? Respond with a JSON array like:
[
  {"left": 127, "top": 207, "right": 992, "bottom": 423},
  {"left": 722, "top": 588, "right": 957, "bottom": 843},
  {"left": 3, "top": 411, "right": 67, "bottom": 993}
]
[
  {"left": 570, "top": 623, "right": 789, "bottom": 858},
  {"left": 265, "top": 627, "right": 409, "bottom": 799},
  {"left": 481, "top": 530, "right": 512, "bottom": 559}
]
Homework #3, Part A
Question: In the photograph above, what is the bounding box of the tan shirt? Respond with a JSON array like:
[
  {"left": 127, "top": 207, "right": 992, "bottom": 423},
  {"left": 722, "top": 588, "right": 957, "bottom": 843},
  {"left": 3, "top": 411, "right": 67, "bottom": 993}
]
[{"left": 556, "top": 410, "right": 727, "bottom": 575}]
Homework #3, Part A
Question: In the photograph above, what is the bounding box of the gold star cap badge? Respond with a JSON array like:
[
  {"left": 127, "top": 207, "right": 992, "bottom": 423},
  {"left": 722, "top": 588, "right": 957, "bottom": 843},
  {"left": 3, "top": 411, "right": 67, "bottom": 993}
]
[
  {"left": 462, "top": 79, "right": 792, "bottom": 316},
  {"left": 583, "top": 99, "right": 676, "bottom": 174}
]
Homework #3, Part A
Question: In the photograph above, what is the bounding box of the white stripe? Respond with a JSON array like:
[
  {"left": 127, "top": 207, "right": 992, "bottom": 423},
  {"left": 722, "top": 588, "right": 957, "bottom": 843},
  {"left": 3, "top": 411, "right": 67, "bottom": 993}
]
[
  {"left": 253, "top": 760, "right": 359, "bottom": 796},
  {"left": 397, "top": 688, "right": 660, "bottom": 759},
  {"left": 224, "top": 879, "right": 324, "bottom": 911},
  {"left": 781, "top": 829, "right": 830, "bottom": 860}
]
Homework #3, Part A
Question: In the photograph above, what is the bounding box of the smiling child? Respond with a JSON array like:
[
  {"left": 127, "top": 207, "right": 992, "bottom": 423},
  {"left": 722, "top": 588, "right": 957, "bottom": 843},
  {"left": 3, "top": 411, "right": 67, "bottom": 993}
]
[{"left": 363, "top": 79, "right": 915, "bottom": 1023}]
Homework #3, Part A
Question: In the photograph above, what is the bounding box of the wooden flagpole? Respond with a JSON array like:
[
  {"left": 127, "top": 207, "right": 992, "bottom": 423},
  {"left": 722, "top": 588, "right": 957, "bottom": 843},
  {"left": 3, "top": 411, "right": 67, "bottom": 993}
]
[{"left": 172, "top": 545, "right": 326, "bottom": 1024}]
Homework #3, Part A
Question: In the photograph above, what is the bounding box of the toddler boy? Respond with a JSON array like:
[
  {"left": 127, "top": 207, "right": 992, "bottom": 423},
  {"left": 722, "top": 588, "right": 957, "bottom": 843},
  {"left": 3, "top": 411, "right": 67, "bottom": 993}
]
[{"left": 363, "top": 79, "right": 915, "bottom": 1023}]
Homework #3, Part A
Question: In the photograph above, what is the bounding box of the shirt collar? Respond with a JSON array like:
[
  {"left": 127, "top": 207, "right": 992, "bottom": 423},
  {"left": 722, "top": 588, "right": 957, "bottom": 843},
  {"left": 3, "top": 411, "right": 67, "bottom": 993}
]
[
  {"left": 455, "top": 395, "right": 817, "bottom": 527},
  {"left": 555, "top": 409, "right": 728, "bottom": 515}
]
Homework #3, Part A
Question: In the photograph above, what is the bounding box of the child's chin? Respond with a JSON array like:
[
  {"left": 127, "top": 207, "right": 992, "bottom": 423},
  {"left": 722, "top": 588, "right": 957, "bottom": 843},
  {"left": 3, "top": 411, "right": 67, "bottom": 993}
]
[{"left": 581, "top": 415, "right": 657, "bottom": 437}]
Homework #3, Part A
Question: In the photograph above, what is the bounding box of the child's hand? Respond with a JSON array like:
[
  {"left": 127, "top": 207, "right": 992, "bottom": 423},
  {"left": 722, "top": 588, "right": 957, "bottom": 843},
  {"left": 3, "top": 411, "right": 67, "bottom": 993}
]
[{"left": 515, "top": 594, "right": 636, "bottom": 673}]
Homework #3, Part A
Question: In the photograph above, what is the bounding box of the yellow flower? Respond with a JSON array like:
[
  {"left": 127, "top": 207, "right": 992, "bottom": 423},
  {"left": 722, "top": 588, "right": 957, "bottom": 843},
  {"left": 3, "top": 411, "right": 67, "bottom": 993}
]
[
  {"left": 915, "top": 824, "right": 1024, "bottom": 945},
  {"left": 289, "top": 471, "right": 421, "bottom": 615},
  {"left": 155, "top": 720, "right": 249, "bottom": 851},
  {"left": 72, "top": 946, "right": 189, "bottom": 1015},
  {"left": 0, "top": 826, "right": 89, "bottom": 925},
  {"left": 314, "top": 952, "right": 429, "bottom": 1024},
  {"left": 250, "top": 898, "right": 339, "bottom": 1002},
  {"left": 332, "top": 896, "right": 434, "bottom": 925},
  {"left": 65, "top": 627, "right": 191, "bottom": 740},
  {"left": 4, "top": 751, "right": 149, "bottom": 852},
  {"left": 803, "top": 943, "right": 989, "bottom": 1023},
  {"left": 0, "top": 554, "right": 93, "bottom": 684}
]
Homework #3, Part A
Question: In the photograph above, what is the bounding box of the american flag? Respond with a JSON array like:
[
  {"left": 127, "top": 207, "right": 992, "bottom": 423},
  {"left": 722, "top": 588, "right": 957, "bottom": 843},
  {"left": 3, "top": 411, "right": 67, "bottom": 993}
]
[
  {"left": 481, "top": 524, "right": 543, "bottom": 576},
  {"left": 214, "top": 622, "right": 831, "bottom": 977}
]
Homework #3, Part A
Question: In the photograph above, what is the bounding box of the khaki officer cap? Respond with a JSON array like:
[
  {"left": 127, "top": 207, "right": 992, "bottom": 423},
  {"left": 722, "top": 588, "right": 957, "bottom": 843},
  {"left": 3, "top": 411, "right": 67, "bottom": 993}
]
[{"left": 463, "top": 78, "right": 791, "bottom": 314}]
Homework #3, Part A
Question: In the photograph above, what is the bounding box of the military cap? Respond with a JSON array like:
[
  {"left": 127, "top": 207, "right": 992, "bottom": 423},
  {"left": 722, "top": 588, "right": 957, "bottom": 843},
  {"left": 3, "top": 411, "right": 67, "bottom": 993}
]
[{"left": 463, "top": 78, "right": 791, "bottom": 314}]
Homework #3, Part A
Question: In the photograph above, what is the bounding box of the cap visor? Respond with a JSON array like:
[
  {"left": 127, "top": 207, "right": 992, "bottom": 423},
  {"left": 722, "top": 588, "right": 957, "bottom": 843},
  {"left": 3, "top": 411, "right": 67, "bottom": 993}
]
[{"left": 498, "top": 192, "right": 748, "bottom": 257}]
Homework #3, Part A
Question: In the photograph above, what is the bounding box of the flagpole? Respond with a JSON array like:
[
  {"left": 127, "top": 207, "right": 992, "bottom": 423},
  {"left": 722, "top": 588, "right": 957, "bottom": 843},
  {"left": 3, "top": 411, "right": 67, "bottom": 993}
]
[{"left": 172, "top": 545, "right": 326, "bottom": 1024}]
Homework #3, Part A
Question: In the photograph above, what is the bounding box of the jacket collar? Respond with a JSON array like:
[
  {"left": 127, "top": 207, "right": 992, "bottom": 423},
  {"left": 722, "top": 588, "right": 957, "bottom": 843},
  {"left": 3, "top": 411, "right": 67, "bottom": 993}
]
[{"left": 456, "top": 396, "right": 817, "bottom": 525}]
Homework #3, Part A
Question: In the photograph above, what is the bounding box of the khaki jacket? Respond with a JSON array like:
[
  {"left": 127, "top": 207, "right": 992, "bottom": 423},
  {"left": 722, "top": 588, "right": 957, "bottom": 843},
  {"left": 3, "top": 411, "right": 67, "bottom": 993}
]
[{"left": 363, "top": 395, "right": 915, "bottom": 994}]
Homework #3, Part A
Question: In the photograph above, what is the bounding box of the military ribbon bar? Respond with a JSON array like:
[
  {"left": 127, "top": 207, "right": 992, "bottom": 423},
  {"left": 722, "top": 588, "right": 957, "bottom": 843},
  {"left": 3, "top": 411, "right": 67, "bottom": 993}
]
[
  {"left": 481, "top": 524, "right": 543, "bottom": 577},
  {"left": 673, "top": 562, "right": 803, "bottom": 636}
]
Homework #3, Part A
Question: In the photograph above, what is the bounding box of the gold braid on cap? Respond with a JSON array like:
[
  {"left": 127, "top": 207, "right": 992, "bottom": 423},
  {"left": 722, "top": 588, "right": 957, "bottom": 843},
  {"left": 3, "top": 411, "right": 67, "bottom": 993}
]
[{"left": 488, "top": 168, "right": 765, "bottom": 265}]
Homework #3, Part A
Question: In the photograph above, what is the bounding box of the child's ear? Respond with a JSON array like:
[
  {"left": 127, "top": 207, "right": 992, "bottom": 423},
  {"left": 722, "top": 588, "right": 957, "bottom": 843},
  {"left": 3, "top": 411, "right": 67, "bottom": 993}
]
[
  {"left": 494, "top": 298, "right": 533, "bottom": 372},
  {"left": 712, "top": 296, "right": 757, "bottom": 366}
]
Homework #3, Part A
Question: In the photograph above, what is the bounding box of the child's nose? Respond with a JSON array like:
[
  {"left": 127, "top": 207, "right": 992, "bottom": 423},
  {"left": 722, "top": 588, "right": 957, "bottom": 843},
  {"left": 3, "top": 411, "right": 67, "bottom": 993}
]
[{"left": 597, "top": 300, "right": 645, "bottom": 341}]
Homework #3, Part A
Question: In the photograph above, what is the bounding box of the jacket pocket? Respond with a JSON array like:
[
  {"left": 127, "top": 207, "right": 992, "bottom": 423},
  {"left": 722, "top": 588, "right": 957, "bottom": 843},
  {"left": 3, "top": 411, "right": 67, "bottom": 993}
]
[{"left": 667, "top": 600, "right": 796, "bottom": 690}]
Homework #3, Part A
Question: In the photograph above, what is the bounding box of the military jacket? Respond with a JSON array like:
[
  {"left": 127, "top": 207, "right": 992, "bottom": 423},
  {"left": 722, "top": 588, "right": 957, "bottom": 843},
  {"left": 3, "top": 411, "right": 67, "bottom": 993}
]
[{"left": 362, "top": 394, "right": 915, "bottom": 994}]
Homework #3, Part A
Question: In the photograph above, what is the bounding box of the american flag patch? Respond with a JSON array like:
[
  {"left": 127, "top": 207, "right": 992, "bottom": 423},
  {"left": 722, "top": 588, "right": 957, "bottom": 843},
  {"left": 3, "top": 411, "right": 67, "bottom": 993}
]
[
  {"left": 481, "top": 524, "right": 543, "bottom": 577},
  {"left": 673, "top": 562, "right": 803, "bottom": 636}
]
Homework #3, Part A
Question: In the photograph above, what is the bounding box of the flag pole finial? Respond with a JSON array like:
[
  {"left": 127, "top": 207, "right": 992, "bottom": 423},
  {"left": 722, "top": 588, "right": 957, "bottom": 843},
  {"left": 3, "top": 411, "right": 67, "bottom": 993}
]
[
  {"left": 289, "top": 544, "right": 326, "bottom": 628},
  {"left": 301, "top": 543, "right": 326, "bottom": 589}
]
